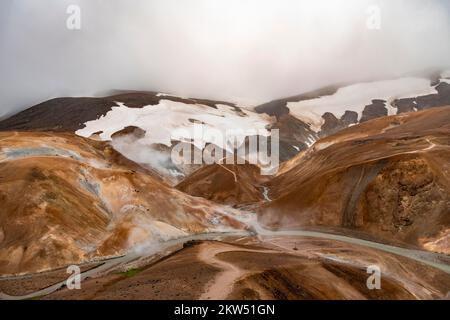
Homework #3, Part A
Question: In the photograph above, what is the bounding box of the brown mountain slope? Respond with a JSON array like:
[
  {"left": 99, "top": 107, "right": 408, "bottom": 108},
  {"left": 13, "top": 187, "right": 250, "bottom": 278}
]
[
  {"left": 176, "top": 163, "right": 269, "bottom": 206},
  {"left": 0, "top": 132, "right": 244, "bottom": 275},
  {"left": 0, "top": 92, "right": 238, "bottom": 132},
  {"left": 259, "top": 106, "right": 450, "bottom": 254}
]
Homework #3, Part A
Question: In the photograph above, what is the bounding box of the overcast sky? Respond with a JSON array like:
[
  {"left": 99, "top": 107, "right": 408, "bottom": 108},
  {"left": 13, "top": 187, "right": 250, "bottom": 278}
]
[{"left": 1, "top": 0, "right": 450, "bottom": 117}]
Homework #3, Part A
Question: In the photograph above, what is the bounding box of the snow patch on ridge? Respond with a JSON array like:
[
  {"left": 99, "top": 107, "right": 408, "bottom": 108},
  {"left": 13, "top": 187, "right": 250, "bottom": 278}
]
[
  {"left": 287, "top": 78, "right": 437, "bottom": 132},
  {"left": 76, "top": 100, "right": 271, "bottom": 153}
]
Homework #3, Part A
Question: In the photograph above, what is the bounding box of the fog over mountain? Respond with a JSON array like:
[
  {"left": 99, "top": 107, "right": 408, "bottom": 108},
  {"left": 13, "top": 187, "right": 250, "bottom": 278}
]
[{"left": 1, "top": 0, "right": 450, "bottom": 117}]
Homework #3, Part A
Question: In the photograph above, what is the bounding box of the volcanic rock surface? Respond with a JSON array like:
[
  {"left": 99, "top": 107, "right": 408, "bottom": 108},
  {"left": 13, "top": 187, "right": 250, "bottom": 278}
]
[
  {"left": 0, "top": 92, "right": 239, "bottom": 132},
  {"left": 1, "top": 76, "right": 450, "bottom": 300},
  {"left": 0, "top": 132, "right": 244, "bottom": 275},
  {"left": 259, "top": 106, "right": 450, "bottom": 254},
  {"left": 176, "top": 163, "right": 270, "bottom": 206},
  {"left": 256, "top": 74, "right": 450, "bottom": 143}
]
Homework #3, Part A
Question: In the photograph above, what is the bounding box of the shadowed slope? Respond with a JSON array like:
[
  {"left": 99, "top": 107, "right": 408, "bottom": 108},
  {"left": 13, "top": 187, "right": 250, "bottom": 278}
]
[{"left": 259, "top": 106, "right": 450, "bottom": 254}]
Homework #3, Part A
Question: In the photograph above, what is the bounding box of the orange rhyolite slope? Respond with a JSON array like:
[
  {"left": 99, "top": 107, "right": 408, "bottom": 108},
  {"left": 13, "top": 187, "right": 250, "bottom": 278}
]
[
  {"left": 0, "top": 132, "right": 243, "bottom": 275},
  {"left": 259, "top": 106, "right": 450, "bottom": 254},
  {"left": 176, "top": 163, "right": 269, "bottom": 207}
]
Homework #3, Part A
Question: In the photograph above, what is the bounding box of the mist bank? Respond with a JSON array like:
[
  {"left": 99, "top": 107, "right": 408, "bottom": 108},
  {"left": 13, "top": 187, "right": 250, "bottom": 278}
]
[{"left": 1, "top": 0, "right": 450, "bottom": 117}]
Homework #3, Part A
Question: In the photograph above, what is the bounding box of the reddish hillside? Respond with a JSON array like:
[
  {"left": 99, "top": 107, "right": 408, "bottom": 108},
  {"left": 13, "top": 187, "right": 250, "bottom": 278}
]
[
  {"left": 259, "top": 106, "right": 450, "bottom": 254},
  {"left": 176, "top": 163, "right": 270, "bottom": 206},
  {"left": 0, "top": 132, "right": 244, "bottom": 275}
]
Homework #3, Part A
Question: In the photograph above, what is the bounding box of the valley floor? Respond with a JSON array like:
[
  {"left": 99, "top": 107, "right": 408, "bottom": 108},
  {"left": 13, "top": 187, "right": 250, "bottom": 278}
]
[{"left": 1, "top": 228, "right": 449, "bottom": 300}]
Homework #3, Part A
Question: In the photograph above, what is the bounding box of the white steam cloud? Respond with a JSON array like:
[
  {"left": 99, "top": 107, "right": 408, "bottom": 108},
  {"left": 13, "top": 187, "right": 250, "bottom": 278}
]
[{"left": 1, "top": 0, "right": 450, "bottom": 117}]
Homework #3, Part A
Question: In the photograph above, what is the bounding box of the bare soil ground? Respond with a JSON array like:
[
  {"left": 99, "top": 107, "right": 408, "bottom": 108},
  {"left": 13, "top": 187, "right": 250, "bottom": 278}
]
[
  {"left": 0, "top": 262, "right": 101, "bottom": 296},
  {"left": 35, "top": 236, "right": 450, "bottom": 300}
]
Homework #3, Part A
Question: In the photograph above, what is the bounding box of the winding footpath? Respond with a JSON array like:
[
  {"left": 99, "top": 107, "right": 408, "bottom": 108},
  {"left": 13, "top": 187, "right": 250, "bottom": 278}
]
[{"left": 198, "top": 243, "right": 275, "bottom": 300}]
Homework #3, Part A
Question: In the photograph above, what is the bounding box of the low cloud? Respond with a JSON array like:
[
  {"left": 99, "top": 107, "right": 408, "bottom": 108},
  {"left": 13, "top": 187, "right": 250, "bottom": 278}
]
[{"left": 1, "top": 0, "right": 450, "bottom": 117}]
